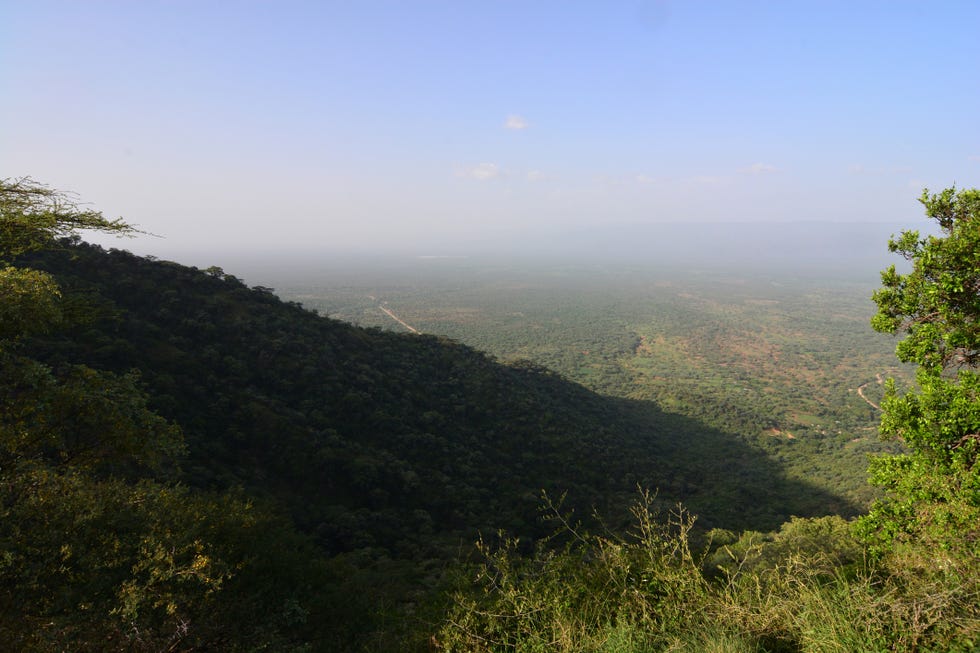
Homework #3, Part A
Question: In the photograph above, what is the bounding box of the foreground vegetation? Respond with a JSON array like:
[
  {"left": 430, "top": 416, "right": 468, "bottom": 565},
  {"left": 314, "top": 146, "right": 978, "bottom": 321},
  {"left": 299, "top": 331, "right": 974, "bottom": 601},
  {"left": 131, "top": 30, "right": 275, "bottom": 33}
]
[
  {"left": 2, "top": 177, "right": 978, "bottom": 650},
  {"left": 439, "top": 495, "right": 980, "bottom": 652}
]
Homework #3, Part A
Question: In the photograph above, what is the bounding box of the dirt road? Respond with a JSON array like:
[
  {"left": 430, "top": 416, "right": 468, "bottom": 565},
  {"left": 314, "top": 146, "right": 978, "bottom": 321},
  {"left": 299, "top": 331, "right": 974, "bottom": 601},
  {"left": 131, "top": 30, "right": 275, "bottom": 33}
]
[
  {"left": 855, "top": 373, "right": 884, "bottom": 410},
  {"left": 378, "top": 303, "right": 420, "bottom": 334}
]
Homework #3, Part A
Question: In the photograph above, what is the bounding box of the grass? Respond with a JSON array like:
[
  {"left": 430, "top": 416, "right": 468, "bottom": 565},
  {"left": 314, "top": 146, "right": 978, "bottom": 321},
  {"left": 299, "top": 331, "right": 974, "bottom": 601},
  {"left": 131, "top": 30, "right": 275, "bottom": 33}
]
[{"left": 435, "top": 493, "right": 980, "bottom": 653}]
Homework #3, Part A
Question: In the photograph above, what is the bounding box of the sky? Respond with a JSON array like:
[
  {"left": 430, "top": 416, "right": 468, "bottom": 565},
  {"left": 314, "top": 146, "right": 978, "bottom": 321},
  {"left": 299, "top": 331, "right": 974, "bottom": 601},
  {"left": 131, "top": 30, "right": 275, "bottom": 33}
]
[{"left": 2, "top": 1, "right": 979, "bottom": 261}]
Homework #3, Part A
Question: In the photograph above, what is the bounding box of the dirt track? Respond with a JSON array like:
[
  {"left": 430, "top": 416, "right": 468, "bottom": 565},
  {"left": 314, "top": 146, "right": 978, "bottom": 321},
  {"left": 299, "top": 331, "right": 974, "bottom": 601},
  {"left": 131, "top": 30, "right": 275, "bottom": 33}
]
[
  {"left": 855, "top": 373, "right": 884, "bottom": 410},
  {"left": 378, "top": 303, "right": 420, "bottom": 334}
]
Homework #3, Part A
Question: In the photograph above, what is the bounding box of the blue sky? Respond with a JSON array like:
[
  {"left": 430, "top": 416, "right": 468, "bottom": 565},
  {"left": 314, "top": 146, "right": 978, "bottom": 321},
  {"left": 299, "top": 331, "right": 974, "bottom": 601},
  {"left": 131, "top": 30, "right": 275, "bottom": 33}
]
[{"left": 2, "top": 1, "right": 978, "bottom": 257}]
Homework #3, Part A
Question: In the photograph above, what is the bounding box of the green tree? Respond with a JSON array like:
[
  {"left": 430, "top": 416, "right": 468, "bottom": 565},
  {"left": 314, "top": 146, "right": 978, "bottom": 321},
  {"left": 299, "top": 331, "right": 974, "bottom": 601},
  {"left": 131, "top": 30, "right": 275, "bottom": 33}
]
[
  {"left": 0, "top": 176, "right": 134, "bottom": 262},
  {"left": 0, "top": 177, "right": 135, "bottom": 346},
  {"left": 859, "top": 186, "right": 980, "bottom": 559}
]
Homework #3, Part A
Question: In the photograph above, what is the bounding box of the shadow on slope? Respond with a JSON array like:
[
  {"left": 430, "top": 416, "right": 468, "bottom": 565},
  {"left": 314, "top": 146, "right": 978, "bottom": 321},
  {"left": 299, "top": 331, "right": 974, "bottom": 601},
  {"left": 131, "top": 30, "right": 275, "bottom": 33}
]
[{"left": 23, "top": 243, "right": 858, "bottom": 558}]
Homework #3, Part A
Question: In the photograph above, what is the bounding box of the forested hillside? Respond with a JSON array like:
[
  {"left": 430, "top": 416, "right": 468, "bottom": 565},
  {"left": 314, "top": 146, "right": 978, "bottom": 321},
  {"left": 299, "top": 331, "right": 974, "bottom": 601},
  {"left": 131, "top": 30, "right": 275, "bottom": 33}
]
[
  {"left": 3, "top": 213, "right": 843, "bottom": 648},
  {"left": 5, "top": 179, "right": 979, "bottom": 651},
  {"left": 21, "top": 241, "right": 851, "bottom": 540}
]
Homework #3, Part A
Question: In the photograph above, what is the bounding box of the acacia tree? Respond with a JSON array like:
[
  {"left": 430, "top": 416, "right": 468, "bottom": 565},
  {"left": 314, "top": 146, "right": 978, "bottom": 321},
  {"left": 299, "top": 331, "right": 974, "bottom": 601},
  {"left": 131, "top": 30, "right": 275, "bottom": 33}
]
[
  {"left": 859, "top": 186, "right": 980, "bottom": 559},
  {"left": 0, "top": 176, "right": 135, "bottom": 261},
  {"left": 0, "top": 177, "right": 136, "bottom": 344}
]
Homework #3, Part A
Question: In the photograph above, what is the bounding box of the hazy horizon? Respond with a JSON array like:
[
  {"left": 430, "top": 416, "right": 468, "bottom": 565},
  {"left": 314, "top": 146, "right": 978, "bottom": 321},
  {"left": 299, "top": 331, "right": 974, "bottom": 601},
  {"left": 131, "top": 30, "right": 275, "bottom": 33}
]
[
  {"left": 3, "top": 1, "right": 978, "bottom": 258},
  {"left": 85, "top": 217, "right": 919, "bottom": 261},
  {"left": 87, "top": 219, "right": 916, "bottom": 292}
]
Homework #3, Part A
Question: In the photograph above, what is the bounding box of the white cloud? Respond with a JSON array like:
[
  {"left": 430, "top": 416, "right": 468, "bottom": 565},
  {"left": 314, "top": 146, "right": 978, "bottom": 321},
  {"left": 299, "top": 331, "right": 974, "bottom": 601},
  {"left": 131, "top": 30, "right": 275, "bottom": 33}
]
[
  {"left": 741, "top": 162, "right": 778, "bottom": 175},
  {"left": 526, "top": 169, "right": 548, "bottom": 181},
  {"left": 504, "top": 114, "right": 529, "bottom": 130},
  {"left": 969, "top": 155, "right": 980, "bottom": 162},
  {"left": 456, "top": 162, "right": 503, "bottom": 180}
]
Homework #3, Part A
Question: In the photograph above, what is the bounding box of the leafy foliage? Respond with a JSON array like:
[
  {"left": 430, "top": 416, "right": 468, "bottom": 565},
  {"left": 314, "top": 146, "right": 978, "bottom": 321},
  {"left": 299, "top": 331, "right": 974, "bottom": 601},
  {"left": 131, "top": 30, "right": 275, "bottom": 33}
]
[
  {"left": 0, "top": 267, "right": 62, "bottom": 342},
  {"left": 860, "top": 187, "right": 980, "bottom": 560},
  {"left": 0, "top": 177, "right": 134, "bottom": 263},
  {"left": 872, "top": 187, "right": 980, "bottom": 370}
]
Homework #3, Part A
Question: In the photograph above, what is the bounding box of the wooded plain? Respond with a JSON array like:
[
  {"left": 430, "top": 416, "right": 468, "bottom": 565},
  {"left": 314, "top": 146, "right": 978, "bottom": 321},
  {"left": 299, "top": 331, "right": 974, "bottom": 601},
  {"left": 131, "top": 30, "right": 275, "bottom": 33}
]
[{"left": 275, "top": 259, "right": 913, "bottom": 510}]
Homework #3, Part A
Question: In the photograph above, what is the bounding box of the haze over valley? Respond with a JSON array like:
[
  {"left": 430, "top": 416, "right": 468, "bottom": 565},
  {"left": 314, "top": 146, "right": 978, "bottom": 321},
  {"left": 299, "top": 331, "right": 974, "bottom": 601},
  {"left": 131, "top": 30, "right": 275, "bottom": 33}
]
[{"left": 3, "top": 1, "right": 979, "bottom": 650}]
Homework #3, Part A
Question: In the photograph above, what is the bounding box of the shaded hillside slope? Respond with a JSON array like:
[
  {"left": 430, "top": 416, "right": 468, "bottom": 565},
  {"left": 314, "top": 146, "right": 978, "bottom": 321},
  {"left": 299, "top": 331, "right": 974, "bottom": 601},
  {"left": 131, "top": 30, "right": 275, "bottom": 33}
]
[{"left": 22, "top": 243, "right": 853, "bottom": 558}]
